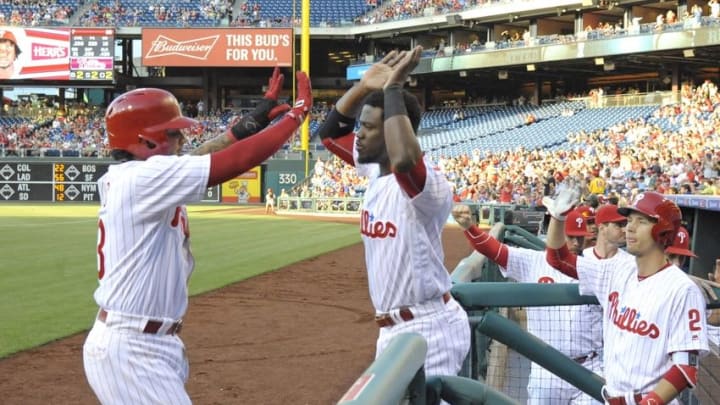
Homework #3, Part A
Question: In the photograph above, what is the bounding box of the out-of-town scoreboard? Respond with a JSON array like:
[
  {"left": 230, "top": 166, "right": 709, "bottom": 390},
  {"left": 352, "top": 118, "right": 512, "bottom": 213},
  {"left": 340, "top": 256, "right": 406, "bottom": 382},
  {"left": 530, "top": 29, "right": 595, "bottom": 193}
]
[{"left": 0, "top": 161, "right": 219, "bottom": 202}]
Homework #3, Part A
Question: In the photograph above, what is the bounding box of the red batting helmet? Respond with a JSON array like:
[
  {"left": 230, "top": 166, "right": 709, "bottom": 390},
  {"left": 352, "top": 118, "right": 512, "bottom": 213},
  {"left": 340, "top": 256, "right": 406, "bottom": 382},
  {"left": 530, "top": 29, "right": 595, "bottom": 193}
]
[
  {"left": 105, "top": 88, "right": 197, "bottom": 160},
  {"left": 617, "top": 191, "right": 681, "bottom": 248}
]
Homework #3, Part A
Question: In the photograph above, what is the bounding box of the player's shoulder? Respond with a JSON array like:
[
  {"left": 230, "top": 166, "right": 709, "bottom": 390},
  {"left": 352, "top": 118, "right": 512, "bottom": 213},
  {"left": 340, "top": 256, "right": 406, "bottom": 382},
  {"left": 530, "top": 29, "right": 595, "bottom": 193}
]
[{"left": 662, "top": 266, "right": 703, "bottom": 293}]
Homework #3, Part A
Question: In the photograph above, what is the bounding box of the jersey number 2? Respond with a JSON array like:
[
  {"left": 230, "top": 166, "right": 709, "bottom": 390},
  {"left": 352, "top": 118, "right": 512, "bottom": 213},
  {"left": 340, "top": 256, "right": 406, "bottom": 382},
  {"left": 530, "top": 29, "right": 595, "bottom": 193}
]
[{"left": 688, "top": 309, "right": 702, "bottom": 331}]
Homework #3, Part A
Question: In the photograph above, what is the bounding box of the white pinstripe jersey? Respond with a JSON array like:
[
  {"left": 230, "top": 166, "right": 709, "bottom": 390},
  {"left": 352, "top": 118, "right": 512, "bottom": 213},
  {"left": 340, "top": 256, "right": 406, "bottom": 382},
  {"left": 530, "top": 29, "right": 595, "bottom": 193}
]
[
  {"left": 93, "top": 154, "right": 211, "bottom": 320},
  {"left": 355, "top": 155, "right": 453, "bottom": 313},
  {"left": 576, "top": 257, "right": 709, "bottom": 395},
  {"left": 504, "top": 247, "right": 603, "bottom": 357}
]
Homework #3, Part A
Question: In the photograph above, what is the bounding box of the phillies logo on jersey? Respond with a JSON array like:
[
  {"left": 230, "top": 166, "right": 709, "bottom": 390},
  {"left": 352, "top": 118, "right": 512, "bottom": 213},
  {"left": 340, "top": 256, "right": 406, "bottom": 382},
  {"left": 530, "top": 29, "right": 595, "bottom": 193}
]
[
  {"left": 608, "top": 291, "right": 660, "bottom": 339},
  {"left": 537, "top": 276, "right": 555, "bottom": 284},
  {"left": 360, "top": 209, "right": 397, "bottom": 238}
]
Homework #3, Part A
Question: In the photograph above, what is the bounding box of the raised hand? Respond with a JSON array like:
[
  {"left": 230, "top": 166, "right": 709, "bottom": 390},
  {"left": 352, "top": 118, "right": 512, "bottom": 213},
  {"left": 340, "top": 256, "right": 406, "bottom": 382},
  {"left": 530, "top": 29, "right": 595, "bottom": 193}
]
[
  {"left": 263, "top": 66, "right": 291, "bottom": 120},
  {"left": 231, "top": 66, "right": 290, "bottom": 140},
  {"left": 360, "top": 50, "right": 402, "bottom": 91},
  {"left": 542, "top": 183, "right": 582, "bottom": 220},
  {"left": 384, "top": 45, "right": 422, "bottom": 89},
  {"left": 452, "top": 204, "right": 475, "bottom": 230},
  {"left": 264, "top": 66, "right": 284, "bottom": 101},
  {"left": 287, "top": 71, "right": 313, "bottom": 124}
]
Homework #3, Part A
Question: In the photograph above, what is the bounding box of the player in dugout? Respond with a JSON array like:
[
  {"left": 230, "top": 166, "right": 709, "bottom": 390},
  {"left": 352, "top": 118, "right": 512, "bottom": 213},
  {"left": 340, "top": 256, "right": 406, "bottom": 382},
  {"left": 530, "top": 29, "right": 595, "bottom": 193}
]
[
  {"left": 543, "top": 188, "right": 708, "bottom": 405},
  {"left": 452, "top": 204, "right": 605, "bottom": 404}
]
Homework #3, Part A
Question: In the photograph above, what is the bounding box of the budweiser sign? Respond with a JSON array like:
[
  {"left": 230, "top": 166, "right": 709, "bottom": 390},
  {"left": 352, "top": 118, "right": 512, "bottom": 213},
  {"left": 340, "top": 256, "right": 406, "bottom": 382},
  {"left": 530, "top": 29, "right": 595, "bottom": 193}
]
[
  {"left": 145, "top": 35, "right": 219, "bottom": 61},
  {"left": 141, "top": 28, "right": 293, "bottom": 67}
]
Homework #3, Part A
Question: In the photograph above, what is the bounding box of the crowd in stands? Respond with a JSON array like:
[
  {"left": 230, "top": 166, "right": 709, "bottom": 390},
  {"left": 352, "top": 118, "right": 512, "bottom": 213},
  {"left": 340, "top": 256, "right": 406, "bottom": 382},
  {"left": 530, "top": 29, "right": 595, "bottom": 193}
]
[
  {"left": 300, "top": 80, "right": 720, "bottom": 202},
  {"left": 1, "top": 0, "right": 720, "bottom": 32},
  {"left": 2, "top": 78, "right": 720, "bottom": 203},
  {"left": 0, "top": 0, "right": 75, "bottom": 26},
  {"left": 0, "top": 96, "right": 333, "bottom": 158},
  {"left": 77, "top": 0, "right": 233, "bottom": 27}
]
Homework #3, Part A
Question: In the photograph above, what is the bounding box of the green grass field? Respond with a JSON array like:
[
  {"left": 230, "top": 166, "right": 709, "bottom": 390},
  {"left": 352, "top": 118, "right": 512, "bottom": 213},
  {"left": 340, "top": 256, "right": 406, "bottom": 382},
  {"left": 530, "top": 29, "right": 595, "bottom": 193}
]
[{"left": 0, "top": 204, "right": 360, "bottom": 358}]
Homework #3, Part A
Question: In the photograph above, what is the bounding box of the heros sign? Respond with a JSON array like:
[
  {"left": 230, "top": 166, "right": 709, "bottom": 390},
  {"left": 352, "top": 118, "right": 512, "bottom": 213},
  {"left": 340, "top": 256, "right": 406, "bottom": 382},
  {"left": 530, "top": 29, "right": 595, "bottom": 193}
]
[
  {"left": 0, "top": 27, "right": 114, "bottom": 81},
  {"left": 142, "top": 28, "right": 293, "bottom": 67}
]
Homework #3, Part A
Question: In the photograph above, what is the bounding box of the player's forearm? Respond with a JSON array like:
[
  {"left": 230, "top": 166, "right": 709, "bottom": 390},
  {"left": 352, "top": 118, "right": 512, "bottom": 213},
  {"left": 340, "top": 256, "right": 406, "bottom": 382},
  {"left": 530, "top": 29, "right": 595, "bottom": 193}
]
[
  {"left": 545, "top": 244, "right": 578, "bottom": 279},
  {"left": 384, "top": 84, "right": 422, "bottom": 173},
  {"left": 642, "top": 379, "right": 680, "bottom": 404},
  {"left": 335, "top": 82, "right": 373, "bottom": 118},
  {"left": 464, "top": 225, "right": 509, "bottom": 268},
  {"left": 190, "top": 131, "right": 235, "bottom": 155},
  {"left": 641, "top": 354, "right": 699, "bottom": 404},
  {"left": 545, "top": 216, "right": 566, "bottom": 249},
  {"left": 207, "top": 116, "right": 298, "bottom": 186}
]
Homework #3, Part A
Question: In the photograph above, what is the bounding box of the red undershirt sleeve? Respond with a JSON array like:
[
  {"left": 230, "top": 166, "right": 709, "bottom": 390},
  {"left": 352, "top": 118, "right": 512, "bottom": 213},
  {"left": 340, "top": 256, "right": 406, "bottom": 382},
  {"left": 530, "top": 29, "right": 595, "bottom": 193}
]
[
  {"left": 546, "top": 245, "right": 579, "bottom": 279},
  {"left": 394, "top": 157, "right": 427, "bottom": 198},
  {"left": 464, "top": 225, "right": 509, "bottom": 268},
  {"left": 208, "top": 116, "right": 299, "bottom": 187},
  {"left": 321, "top": 135, "right": 355, "bottom": 166}
]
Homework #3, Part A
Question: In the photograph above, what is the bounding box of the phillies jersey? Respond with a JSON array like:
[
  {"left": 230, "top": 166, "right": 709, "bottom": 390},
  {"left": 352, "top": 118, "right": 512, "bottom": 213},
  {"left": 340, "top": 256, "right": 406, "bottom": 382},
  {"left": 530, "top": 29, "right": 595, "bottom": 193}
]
[
  {"left": 356, "top": 156, "right": 453, "bottom": 312},
  {"left": 505, "top": 248, "right": 603, "bottom": 358},
  {"left": 576, "top": 257, "right": 709, "bottom": 396},
  {"left": 93, "top": 154, "right": 210, "bottom": 320}
]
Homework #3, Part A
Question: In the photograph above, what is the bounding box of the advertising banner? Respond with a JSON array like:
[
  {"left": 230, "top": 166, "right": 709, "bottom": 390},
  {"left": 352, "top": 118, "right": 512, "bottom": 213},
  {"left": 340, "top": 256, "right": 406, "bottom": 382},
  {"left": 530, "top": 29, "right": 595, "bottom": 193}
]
[
  {"left": 141, "top": 28, "right": 293, "bottom": 67},
  {"left": 221, "top": 167, "right": 262, "bottom": 204},
  {"left": 0, "top": 27, "right": 114, "bottom": 81}
]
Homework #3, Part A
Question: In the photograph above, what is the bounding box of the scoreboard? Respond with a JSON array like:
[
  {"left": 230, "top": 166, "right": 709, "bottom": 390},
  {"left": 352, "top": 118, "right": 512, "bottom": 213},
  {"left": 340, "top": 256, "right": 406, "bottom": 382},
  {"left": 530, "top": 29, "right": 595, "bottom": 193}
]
[
  {"left": 69, "top": 28, "right": 115, "bottom": 81},
  {"left": 0, "top": 161, "right": 220, "bottom": 202}
]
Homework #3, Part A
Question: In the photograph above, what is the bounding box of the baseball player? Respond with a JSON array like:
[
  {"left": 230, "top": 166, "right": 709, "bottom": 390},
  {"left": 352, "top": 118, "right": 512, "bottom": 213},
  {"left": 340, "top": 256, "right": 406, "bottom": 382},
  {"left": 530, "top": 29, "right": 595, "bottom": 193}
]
[
  {"left": 543, "top": 190, "right": 709, "bottom": 405},
  {"left": 316, "top": 46, "right": 470, "bottom": 379},
  {"left": 584, "top": 204, "right": 633, "bottom": 262},
  {"left": 83, "top": 68, "right": 313, "bottom": 404},
  {"left": 453, "top": 205, "right": 603, "bottom": 404},
  {"left": 665, "top": 226, "right": 695, "bottom": 272}
]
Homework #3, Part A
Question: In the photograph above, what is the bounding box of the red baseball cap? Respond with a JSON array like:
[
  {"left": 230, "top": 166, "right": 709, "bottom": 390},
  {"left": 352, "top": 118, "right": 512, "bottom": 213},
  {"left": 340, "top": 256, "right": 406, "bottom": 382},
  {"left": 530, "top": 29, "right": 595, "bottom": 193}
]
[
  {"left": 0, "top": 30, "right": 17, "bottom": 44},
  {"left": 574, "top": 205, "right": 595, "bottom": 223},
  {"left": 565, "top": 207, "right": 593, "bottom": 237},
  {"left": 595, "top": 204, "right": 626, "bottom": 225},
  {"left": 665, "top": 226, "right": 697, "bottom": 258}
]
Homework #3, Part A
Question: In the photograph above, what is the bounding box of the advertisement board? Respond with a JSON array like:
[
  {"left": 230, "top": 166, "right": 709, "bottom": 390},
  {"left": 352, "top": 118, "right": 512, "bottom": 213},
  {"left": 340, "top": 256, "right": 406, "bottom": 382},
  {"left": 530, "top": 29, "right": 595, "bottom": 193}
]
[
  {"left": 221, "top": 167, "right": 262, "bottom": 203},
  {"left": 141, "top": 28, "right": 293, "bottom": 67},
  {"left": 0, "top": 27, "right": 114, "bottom": 81}
]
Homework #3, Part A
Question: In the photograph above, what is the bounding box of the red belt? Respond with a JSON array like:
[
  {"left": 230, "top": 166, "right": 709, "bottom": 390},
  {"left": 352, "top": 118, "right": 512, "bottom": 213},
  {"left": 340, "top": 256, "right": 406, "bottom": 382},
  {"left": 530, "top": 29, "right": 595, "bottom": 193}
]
[
  {"left": 606, "top": 394, "right": 642, "bottom": 405},
  {"left": 375, "top": 292, "right": 451, "bottom": 328},
  {"left": 573, "top": 351, "right": 598, "bottom": 364},
  {"left": 98, "top": 309, "right": 183, "bottom": 335}
]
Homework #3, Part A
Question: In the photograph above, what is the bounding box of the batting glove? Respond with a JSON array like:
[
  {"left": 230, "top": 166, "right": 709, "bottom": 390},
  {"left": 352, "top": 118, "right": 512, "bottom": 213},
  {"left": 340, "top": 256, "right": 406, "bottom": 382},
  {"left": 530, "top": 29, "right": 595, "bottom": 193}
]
[
  {"left": 542, "top": 184, "right": 581, "bottom": 221},
  {"left": 286, "top": 71, "right": 313, "bottom": 124},
  {"left": 231, "top": 66, "right": 291, "bottom": 140}
]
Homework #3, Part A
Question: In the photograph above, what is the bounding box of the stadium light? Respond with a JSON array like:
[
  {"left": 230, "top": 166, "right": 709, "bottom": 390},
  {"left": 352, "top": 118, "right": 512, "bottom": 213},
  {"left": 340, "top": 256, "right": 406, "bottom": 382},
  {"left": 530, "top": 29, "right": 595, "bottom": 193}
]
[
  {"left": 459, "top": 70, "right": 467, "bottom": 77},
  {"left": 603, "top": 62, "right": 615, "bottom": 71},
  {"left": 498, "top": 70, "right": 508, "bottom": 80},
  {"left": 526, "top": 64, "right": 536, "bottom": 72},
  {"left": 683, "top": 49, "right": 695, "bottom": 58},
  {"left": 594, "top": 57, "right": 604, "bottom": 66}
]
